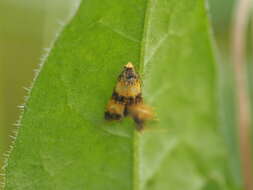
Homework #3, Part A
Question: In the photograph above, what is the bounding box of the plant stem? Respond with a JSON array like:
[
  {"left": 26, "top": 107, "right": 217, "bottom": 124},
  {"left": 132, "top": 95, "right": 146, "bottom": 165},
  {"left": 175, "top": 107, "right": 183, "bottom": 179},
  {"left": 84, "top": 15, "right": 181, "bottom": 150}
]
[{"left": 232, "top": 0, "right": 253, "bottom": 189}]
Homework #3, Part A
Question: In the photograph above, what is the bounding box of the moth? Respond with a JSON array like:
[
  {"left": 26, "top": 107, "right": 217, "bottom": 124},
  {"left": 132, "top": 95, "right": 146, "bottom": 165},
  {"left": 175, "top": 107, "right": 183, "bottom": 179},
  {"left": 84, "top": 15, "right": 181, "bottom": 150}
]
[{"left": 105, "top": 62, "right": 154, "bottom": 130}]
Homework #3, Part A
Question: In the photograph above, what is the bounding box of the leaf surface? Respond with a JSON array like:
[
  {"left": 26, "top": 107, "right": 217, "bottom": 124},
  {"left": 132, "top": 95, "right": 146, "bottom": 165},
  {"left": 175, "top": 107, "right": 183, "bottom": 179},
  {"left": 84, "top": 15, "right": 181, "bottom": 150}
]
[{"left": 5, "top": 0, "right": 234, "bottom": 190}]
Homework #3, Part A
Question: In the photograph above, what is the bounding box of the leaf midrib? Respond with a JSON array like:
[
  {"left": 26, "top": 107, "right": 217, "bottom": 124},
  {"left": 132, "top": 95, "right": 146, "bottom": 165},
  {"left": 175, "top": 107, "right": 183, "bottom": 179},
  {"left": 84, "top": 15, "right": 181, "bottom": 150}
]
[{"left": 133, "top": 0, "right": 153, "bottom": 189}]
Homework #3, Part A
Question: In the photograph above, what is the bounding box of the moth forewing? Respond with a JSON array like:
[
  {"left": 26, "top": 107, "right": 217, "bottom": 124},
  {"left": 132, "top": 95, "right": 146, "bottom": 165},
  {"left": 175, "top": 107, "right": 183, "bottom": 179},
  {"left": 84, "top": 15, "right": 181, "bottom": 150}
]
[
  {"left": 126, "top": 103, "right": 154, "bottom": 130},
  {"left": 105, "top": 99, "right": 125, "bottom": 120}
]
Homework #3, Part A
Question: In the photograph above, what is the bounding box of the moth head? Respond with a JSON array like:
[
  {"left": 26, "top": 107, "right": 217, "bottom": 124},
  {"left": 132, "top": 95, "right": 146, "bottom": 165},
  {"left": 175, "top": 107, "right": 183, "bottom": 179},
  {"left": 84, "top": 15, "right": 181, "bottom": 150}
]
[
  {"left": 125, "top": 62, "right": 134, "bottom": 69},
  {"left": 119, "top": 62, "right": 139, "bottom": 84}
]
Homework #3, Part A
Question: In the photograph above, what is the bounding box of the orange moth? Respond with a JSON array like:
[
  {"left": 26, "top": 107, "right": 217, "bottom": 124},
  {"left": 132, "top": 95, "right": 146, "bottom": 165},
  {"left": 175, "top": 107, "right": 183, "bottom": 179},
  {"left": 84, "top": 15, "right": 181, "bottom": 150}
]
[{"left": 105, "top": 62, "right": 154, "bottom": 130}]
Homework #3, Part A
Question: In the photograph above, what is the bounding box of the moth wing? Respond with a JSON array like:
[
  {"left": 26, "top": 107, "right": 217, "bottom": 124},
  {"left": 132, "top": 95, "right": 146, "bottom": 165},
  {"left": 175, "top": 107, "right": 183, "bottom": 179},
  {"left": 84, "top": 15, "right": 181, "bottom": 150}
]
[
  {"left": 127, "top": 104, "right": 154, "bottom": 130},
  {"left": 105, "top": 99, "right": 125, "bottom": 121}
]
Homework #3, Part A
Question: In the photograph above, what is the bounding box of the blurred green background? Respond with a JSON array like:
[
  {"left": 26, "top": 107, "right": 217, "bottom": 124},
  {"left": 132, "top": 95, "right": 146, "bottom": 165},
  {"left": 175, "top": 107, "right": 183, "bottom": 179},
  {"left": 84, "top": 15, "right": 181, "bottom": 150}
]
[
  {"left": 0, "top": 0, "right": 78, "bottom": 182},
  {"left": 0, "top": 0, "right": 238, "bottom": 187}
]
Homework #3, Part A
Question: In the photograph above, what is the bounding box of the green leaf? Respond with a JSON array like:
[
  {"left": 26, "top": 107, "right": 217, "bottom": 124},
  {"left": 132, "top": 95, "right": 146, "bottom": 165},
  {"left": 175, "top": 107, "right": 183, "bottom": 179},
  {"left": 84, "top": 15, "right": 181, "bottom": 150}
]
[
  {"left": 5, "top": 0, "right": 236, "bottom": 189},
  {"left": 219, "top": 61, "right": 244, "bottom": 189}
]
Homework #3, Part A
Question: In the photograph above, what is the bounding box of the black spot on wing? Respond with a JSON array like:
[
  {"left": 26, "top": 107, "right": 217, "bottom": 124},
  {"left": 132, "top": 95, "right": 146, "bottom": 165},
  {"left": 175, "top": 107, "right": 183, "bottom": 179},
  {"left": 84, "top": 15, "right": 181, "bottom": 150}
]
[
  {"left": 104, "top": 111, "right": 122, "bottom": 120},
  {"left": 112, "top": 91, "right": 143, "bottom": 105}
]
